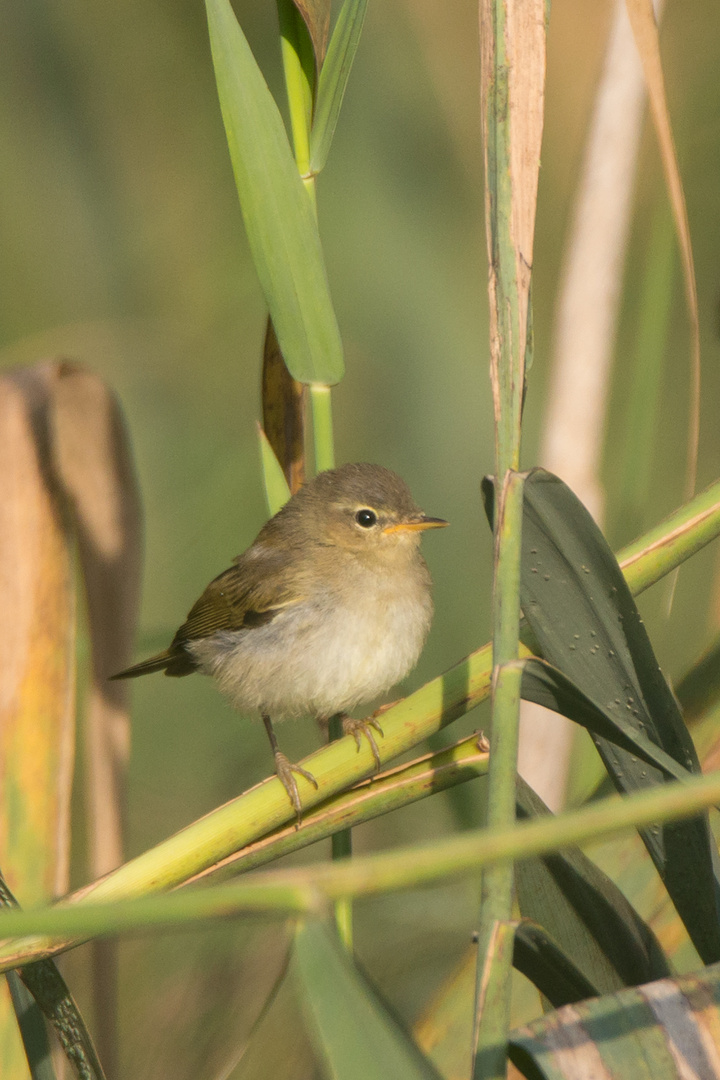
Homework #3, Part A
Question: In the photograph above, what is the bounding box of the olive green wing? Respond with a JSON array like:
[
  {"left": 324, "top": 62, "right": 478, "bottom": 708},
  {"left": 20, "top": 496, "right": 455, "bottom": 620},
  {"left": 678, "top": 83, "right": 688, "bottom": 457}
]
[
  {"left": 112, "top": 546, "right": 305, "bottom": 680},
  {"left": 171, "top": 548, "right": 305, "bottom": 646}
]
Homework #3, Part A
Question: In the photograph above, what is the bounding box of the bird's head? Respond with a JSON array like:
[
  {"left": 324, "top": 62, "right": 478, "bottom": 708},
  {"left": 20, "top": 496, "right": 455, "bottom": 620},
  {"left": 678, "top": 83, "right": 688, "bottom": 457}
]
[{"left": 281, "top": 463, "right": 448, "bottom": 560}]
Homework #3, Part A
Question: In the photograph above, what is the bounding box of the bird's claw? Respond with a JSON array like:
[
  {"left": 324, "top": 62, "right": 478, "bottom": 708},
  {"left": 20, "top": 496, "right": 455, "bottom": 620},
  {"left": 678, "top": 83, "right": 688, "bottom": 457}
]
[
  {"left": 342, "top": 715, "right": 384, "bottom": 771},
  {"left": 274, "top": 751, "right": 318, "bottom": 826}
]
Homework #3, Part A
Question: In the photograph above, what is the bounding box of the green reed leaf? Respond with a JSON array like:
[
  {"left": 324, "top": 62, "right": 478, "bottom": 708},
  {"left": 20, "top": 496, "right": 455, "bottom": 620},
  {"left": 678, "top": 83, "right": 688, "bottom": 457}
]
[{"left": 206, "top": 0, "right": 343, "bottom": 384}]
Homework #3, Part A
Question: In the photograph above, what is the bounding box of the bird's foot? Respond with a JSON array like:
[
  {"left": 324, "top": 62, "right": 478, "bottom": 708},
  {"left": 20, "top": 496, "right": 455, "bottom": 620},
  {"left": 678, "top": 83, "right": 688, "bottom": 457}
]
[
  {"left": 274, "top": 751, "right": 318, "bottom": 824},
  {"left": 341, "top": 715, "right": 385, "bottom": 771}
]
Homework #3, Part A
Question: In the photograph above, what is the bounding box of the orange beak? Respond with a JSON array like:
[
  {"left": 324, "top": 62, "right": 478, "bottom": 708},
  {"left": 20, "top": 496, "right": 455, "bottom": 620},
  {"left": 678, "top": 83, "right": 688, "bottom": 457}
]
[{"left": 383, "top": 516, "right": 449, "bottom": 535}]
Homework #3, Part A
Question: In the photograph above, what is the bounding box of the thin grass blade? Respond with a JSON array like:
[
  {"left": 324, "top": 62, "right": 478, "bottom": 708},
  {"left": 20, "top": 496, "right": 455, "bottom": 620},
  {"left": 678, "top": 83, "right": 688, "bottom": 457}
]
[
  {"left": 310, "top": 0, "right": 368, "bottom": 174},
  {"left": 626, "top": 0, "right": 700, "bottom": 507},
  {"left": 257, "top": 425, "right": 292, "bottom": 518},
  {"left": 614, "top": 206, "right": 676, "bottom": 540}
]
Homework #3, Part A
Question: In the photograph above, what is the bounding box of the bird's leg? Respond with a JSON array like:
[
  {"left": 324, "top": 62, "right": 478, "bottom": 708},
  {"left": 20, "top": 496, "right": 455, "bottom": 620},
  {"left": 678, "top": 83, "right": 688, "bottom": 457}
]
[
  {"left": 339, "top": 712, "right": 385, "bottom": 771},
  {"left": 261, "top": 712, "right": 318, "bottom": 820}
]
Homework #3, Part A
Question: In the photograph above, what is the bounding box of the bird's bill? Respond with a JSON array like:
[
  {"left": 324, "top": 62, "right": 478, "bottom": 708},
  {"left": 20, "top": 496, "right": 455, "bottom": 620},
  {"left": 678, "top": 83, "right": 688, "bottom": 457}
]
[{"left": 383, "top": 516, "right": 449, "bottom": 534}]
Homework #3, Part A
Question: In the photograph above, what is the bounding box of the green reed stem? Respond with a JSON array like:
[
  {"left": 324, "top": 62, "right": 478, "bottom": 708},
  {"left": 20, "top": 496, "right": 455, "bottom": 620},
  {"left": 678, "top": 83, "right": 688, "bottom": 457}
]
[
  {"left": 473, "top": 0, "right": 544, "bottom": 1063},
  {"left": 310, "top": 384, "right": 335, "bottom": 472},
  {"left": 277, "top": 3, "right": 345, "bottom": 948},
  {"left": 4, "top": 767, "right": 720, "bottom": 950}
]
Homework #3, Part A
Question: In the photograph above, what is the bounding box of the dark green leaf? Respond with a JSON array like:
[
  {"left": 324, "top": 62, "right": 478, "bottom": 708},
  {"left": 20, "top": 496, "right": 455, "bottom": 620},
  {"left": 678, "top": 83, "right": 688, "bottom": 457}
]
[
  {"left": 513, "top": 920, "right": 599, "bottom": 1007},
  {"left": 206, "top": 0, "right": 344, "bottom": 384},
  {"left": 515, "top": 781, "right": 671, "bottom": 996},
  {"left": 310, "top": 0, "right": 368, "bottom": 174},
  {"left": 294, "top": 920, "right": 443, "bottom": 1079},
  {"left": 515, "top": 469, "right": 720, "bottom": 964},
  {"left": 520, "top": 658, "right": 691, "bottom": 781},
  {"left": 18, "top": 962, "right": 107, "bottom": 1080}
]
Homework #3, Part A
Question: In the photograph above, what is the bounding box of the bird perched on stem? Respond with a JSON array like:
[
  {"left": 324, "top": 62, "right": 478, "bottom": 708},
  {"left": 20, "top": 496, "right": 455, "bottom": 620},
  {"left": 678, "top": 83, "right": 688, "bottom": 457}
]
[{"left": 113, "top": 463, "right": 448, "bottom": 816}]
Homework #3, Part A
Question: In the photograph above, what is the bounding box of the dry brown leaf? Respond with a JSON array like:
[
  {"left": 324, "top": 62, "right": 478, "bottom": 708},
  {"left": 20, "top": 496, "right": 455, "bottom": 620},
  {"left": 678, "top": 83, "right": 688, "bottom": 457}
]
[
  {"left": 262, "top": 318, "right": 306, "bottom": 494},
  {"left": 291, "top": 0, "right": 331, "bottom": 70},
  {"left": 0, "top": 359, "right": 142, "bottom": 1078},
  {"left": 51, "top": 360, "right": 142, "bottom": 1077},
  {"left": 0, "top": 364, "right": 76, "bottom": 1076},
  {"left": 51, "top": 361, "right": 142, "bottom": 878}
]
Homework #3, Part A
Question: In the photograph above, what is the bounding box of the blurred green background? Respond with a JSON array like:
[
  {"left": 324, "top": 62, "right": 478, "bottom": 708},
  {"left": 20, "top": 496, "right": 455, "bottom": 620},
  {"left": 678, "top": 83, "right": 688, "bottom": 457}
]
[{"left": 2, "top": 0, "right": 720, "bottom": 1076}]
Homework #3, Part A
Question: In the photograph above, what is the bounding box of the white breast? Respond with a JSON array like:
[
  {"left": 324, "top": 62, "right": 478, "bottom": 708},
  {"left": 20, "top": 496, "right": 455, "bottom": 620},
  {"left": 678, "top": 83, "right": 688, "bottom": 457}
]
[{"left": 188, "top": 558, "right": 433, "bottom": 720}]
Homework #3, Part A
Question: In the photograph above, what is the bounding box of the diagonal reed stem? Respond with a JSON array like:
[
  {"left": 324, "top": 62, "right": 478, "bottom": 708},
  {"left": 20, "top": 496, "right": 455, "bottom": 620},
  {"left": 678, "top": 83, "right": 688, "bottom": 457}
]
[{"left": 0, "top": 477, "right": 717, "bottom": 970}]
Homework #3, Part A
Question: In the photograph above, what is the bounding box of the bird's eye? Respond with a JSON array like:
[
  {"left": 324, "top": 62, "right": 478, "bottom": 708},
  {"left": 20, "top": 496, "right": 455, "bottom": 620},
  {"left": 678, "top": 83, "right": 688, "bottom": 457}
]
[{"left": 355, "top": 508, "right": 377, "bottom": 528}]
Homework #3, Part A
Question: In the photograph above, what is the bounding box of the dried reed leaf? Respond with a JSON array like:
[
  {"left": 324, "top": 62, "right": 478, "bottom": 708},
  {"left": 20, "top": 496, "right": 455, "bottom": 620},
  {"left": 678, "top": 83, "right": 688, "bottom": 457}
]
[
  {"left": 51, "top": 361, "right": 142, "bottom": 878},
  {"left": 0, "top": 359, "right": 142, "bottom": 1078},
  {"left": 51, "top": 361, "right": 142, "bottom": 1077},
  {"left": 625, "top": 0, "right": 700, "bottom": 503},
  {"left": 291, "top": 0, "right": 331, "bottom": 70},
  {"left": 0, "top": 365, "right": 76, "bottom": 1076},
  {"left": 261, "top": 318, "right": 306, "bottom": 494}
]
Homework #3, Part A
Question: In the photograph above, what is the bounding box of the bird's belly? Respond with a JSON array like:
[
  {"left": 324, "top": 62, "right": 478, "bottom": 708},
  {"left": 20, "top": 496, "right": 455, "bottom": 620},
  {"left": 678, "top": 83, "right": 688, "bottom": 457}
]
[{"left": 189, "top": 586, "right": 432, "bottom": 720}]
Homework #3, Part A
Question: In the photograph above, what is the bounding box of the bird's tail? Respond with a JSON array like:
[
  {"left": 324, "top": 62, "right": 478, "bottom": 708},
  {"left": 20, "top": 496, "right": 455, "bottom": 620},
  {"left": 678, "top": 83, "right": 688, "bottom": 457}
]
[{"left": 110, "top": 651, "right": 175, "bottom": 680}]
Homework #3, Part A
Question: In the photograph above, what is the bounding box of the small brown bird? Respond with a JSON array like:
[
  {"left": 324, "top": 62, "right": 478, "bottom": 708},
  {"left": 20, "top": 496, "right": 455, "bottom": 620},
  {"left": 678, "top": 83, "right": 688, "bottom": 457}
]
[{"left": 113, "top": 463, "right": 447, "bottom": 815}]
